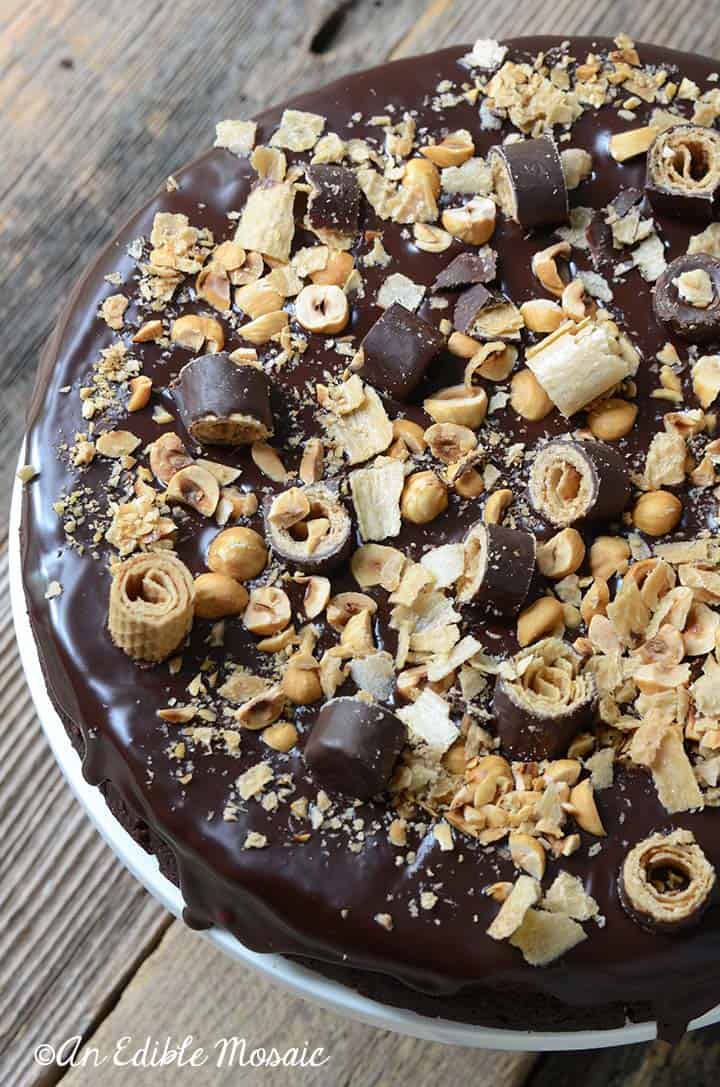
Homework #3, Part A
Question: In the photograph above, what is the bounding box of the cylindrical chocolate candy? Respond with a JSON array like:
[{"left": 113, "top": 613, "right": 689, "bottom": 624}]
[
  {"left": 493, "top": 637, "right": 596, "bottom": 759},
  {"left": 529, "top": 439, "right": 630, "bottom": 526},
  {"left": 456, "top": 522, "right": 536, "bottom": 615},
  {"left": 264, "top": 484, "right": 352, "bottom": 572},
  {"left": 304, "top": 697, "right": 406, "bottom": 799},
  {"left": 490, "top": 137, "right": 569, "bottom": 229},
  {"left": 171, "top": 352, "right": 273, "bottom": 445},
  {"left": 653, "top": 254, "right": 720, "bottom": 344},
  {"left": 358, "top": 302, "right": 445, "bottom": 401},
  {"left": 619, "top": 830, "right": 716, "bottom": 934},
  {"left": 646, "top": 125, "right": 720, "bottom": 222}
]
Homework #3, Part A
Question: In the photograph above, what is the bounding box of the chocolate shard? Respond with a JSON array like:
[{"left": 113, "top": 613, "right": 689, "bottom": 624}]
[
  {"left": 653, "top": 254, "right": 720, "bottom": 344},
  {"left": 171, "top": 353, "right": 273, "bottom": 446},
  {"left": 453, "top": 284, "right": 493, "bottom": 333},
  {"left": 432, "top": 248, "right": 498, "bottom": 292},
  {"left": 646, "top": 125, "right": 720, "bottom": 222},
  {"left": 456, "top": 522, "right": 536, "bottom": 615},
  {"left": 585, "top": 211, "right": 615, "bottom": 273},
  {"left": 610, "top": 186, "right": 648, "bottom": 219},
  {"left": 304, "top": 696, "right": 406, "bottom": 799},
  {"left": 529, "top": 439, "right": 630, "bottom": 526},
  {"left": 453, "top": 286, "right": 523, "bottom": 341},
  {"left": 264, "top": 483, "right": 352, "bottom": 572},
  {"left": 357, "top": 302, "right": 445, "bottom": 400},
  {"left": 306, "top": 164, "right": 361, "bottom": 236},
  {"left": 493, "top": 637, "right": 596, "bottom": 760},
  {"left": 490, "top": 137, "right": 569, "bottom": 229}
]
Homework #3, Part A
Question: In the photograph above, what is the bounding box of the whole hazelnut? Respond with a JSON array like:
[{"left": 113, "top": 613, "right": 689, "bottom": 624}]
[
  {"left": 281, "top": 653, "right": 322, "bottom": 705},
  {"left": 632, "top": 491, "right": 683, "bottom": 537},
  {"left": 194, "top": 573, "right": 249, "bottom": 619},
  {"left": 400, "top": 471, "right": 448, "bottom": 524},
  {"left": 207, "top": 526, "right": 267, "bottom": 581}
]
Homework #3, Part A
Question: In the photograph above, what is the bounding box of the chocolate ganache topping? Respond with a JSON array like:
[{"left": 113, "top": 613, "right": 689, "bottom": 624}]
[{"left": 20, "top": 35, "right": 720, "bottom": 1039}]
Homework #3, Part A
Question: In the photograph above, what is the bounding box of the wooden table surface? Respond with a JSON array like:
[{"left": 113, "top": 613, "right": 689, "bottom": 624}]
[{"left": 5, "top": 1, "right": 720, "bottom": 1083}]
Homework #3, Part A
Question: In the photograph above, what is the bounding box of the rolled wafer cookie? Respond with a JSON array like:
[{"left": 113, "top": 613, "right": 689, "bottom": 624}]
[
  {"left": 529, "top": 439, "right": 630, "bottom": 526},
  {"left": 108, "top": 552, "right": 195, "bottom": 662},
  {"left": 619, "top": 830, "right": 716, "bottom": 934},
  {"left": 456, "top": 522, "right": 536, "bottom": 615},
  {"left": 490, "top": 137, "right": 569, "bottom": 229},
  {"left": 646, "top": 125, "right": 720, "bottom": 221}
]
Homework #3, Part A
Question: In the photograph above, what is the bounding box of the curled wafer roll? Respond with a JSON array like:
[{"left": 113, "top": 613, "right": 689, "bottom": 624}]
[
  {"left": 653, "top": 254, "right": 720, "bottom": 344},
  {"left": 264, "top": 484, "right": 352, "bottom": 571},
  {"left": 108, "top": 552, "right": 195, "bottom": 662},
  {"left": 493, "top": 637, "right": 596, "bottom": 759},
  {"left": 171, "top": 352, "right": 273, "bottom": 445},
  {"left": 529, "top": 440, "right": 630, "bottom": 526},
  {"left": 619, "top": 830, "right": 715, "bottom": 933},
  {"left": 490, "top": 137, "right": 569, "bottom": 229},
  {"left": 304, "top": 697, "right": 406, "bottom": 799},
  {"left": 646, "top": 125, "right": 720, "bottom": 221},
  {"left": 456, "top": 522, "right": 536, "bottom": 615},
  {"left": 525, "top": 317, "right": 638, "bottom": 417}
]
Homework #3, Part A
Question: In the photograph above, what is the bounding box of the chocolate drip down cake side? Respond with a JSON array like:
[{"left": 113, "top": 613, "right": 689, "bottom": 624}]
[{"left": 20, "top": 34, "right": 720, "bottom": 1040}]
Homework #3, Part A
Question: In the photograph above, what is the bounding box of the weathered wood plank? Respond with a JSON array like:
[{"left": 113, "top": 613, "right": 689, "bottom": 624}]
[{"left": 61, "top": 921, "right": 537, "bottom": 1086}]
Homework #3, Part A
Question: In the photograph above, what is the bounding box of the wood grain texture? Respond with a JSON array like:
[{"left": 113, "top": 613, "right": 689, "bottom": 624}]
[
  {"left": 5, "top": 1, "right": 720, "bottom": 1084},
  {"left": 60, "top": 922, "right": 537, "bottom": 1086}
]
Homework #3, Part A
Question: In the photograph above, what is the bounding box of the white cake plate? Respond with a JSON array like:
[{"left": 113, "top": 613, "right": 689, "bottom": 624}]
[{"left": 10, "top": 456, "right": 720, "bottom": 1050}]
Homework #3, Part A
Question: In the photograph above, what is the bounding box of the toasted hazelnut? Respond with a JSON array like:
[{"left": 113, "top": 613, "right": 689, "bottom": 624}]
[
  {"left": 569, "top": 778, "right": 606, "bottom": 836},
  {"left": 425, "top": 422, "right": 477, "bottom": 463},
  {"left": 149, "top": 432, "right": 193, "bottom": 486},
  {"left": 448, "top": 331, "right": 481, "bottom": 359},
  {"left": 282, "top": 652, "right": 322, "bottom": 704},
  {"left": 413, "top": 223, "right": 453, "bottom": 252},
  {"left": 397, "top": 664, "right": 454, "bottom": 702},
  {"left": 517, "top": 596, "right": 565, "bottom": 647},
  {"left": 299, "top": 437, "right": 324, "bottom": 483},
  {"left": 208, "top": 526, "right": 267, "bottom": 581},
  {"left": 194, "top": 572, "right": 249, "bottom": 619},
  {"left": 424, "top": 385, "right": 488, "bottom": 428},
  {"left": 295, "top": 284, "right": 349, "bottom": 334},
  {"left": 244, "top": 586, "right": 292, "bottom": 636},
  {"left": 251, "top": 441, "right": 288, "bottom": 483},
  {"left": 536, "top": 528, "right": 586, "bottom": 580},
  {"left": 128, "top": 375, "right": 152, "bottom": 412},
  {"left": 509, "top": 832, "right": 546, "bottom": 880},
  {"left": 633, "top": 491, "right": 683, "bottom": 537},
  {"left": 262, "top": 720, "right": 298, "bottom": 752},
  {"left": 171, "top": 314, "right": 225, "bottom": 353},
  {"left": 403, "top": 157, "right": 441, "bottom": 199},
  {"left": 443, "top": 739, "right": 467, "bottom": 775},
  {"left": 465, "top": 342, "right": 517, "bottom": 384},
  {"left": 587, "top": 398, "right": 638, "bottom": 441},
  {"left": 166, "top": 464, "right": 220, "bottom": 517},
  {"left": 589, "top": 536, "right": 630, "bottom": 580},
  {"left": 452, "top": 466, "right": 485, "bottom": 498},
  {"left": 580, "top": 578, "right": 609, "bottom": 625},
  {"left": 421, "top": 129, "right": 474, "bottom": 167},
  {"left": 519, "top": 299, "right": 564, "bottom": 334},
  {"left": 442, "top": 196, "right": 496, "bottom": 245},
  {"left": 400, "top": 471, "right": 448, "bottom": 524},
  {"left": 484, "top": 488, "right": 513, "bottom": 524},
  {"left": 236, "top": 279, "right": 285, "bottom": 319},
  {"left": 235, "top": 684, "right": 286, "bottom": 730},
  {"left": 393, "top": 418, "right": 427, "bottom": 454},
  {"left": 327, "top": 592, "right": 378, "bottom": 630},
  {"left": 310, "top": 250, "right": 354, "bottom": 288},
  {"left": 561, "top": 279, "right": 587, "bottom": 322},
  {"left": 297, "top": 575, "right": 331, "bottom": 619},
  {"left": 133, "top": 320, "right": 163, "bottom": 343},
  {"left": 341, "top": 608, "right": 374, "bottom": 653},
  {"left": 268, "top": 487, "right": 311, "bottom": 529},
  {"left": 545, "top": 759, "right": 582, "bottom": 786},
  {"left": 196, "top": 262, "right": 232, "bottom": 311},
  {"left": 531, "top": 241, "right": 570, "bottom": 297},
  {"left": 510, "top": 369, "right": 553, "bottom": 421},
  {"left": 240, "top": 310, "right": 289, "bottom": 345}
]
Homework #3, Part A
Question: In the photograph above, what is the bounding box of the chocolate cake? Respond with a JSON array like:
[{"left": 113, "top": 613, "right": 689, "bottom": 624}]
[{"left": 19, "top": 34, "right": 720, "bottom": 1040}]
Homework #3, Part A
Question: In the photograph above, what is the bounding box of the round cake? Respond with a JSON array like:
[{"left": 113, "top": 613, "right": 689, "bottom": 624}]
[{"left": 20, "top": 34, "right": 720, "bottom": 1040}]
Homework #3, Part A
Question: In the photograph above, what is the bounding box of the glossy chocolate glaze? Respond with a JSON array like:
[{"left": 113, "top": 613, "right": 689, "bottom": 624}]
[{"left": 19, "top": 37, "right": 720, "bottom": 1038}]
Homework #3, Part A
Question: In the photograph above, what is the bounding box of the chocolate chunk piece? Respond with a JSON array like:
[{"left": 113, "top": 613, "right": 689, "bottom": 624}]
[
  {"left": 490, "top": 137, "right": 569, "bottom": 229},
  {"left": 529, "top": 440, "right": 631, "bottom": 526},
  {"left": 306, "top": 165, "right": 361, "bottom": 236},
  {"left": 653, "top": 254, "right": 720, "bottom": 343},
  {"left": 493, "top": 638, "right": 596, "bottom": 760},
  {"left": 453, "top": 284, "right": 493, "bottom": 332},
  {"left": 357, "top": 302, "right": 445, "bottom": 400},
  {"left": 304, "top": 697, "right": 406, "bottom": 799},
  {"left": 171, "top": 353, "right": 273, "bottom": 446},
  {"left": 646, "top": 125, "right": 720, "bottom": 222},
  {"left": 456, "top": 523, "right": 536, "bottom": 615},
  {"left": 586, "top": 212, "right": 615, "bottom": 273},
  {"left": 264, "top": 484, "right": 352, "bottom": 571},
  {"left": 619, "top": 830, "right": 716, "bottom": 934},
  {"left": 432, "top": 249, "right": 497, "bottom": 292}
]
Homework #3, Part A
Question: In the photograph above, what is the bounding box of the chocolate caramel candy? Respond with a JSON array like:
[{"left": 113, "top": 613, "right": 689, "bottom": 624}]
[
  {"left": 646, "top": 125, "right": 720, "bottom": 221},
  {"left": 493, "top": 637, "right": 596, "bottom": 760},
  {"left": 432, "top": 249, "right": 497, "bottom": 292},
  {"left": 529, "top": 439, "right": 631, "bottom": 527},
  {"left": 306, "top": 164, "right": 361, "bottom": 236},
  {"left": 357, "top": 302, "right": 445, "bottom": 400},
  {"left": 619, "top": 830, "right": 716, "bottom": 934},
  {"left": 456, "top": 523, "right": 536, "bottom": 615},
  {"left": 264, "top": 484, "right": 352, "bottom": 572},
  {"left": 171, "top": 353, "right": 273, "bottom": 445},
  {"left": 653, "top": 254, "right": 720, "bottom": 344},
  {"left": 490, "top": 137, "right": 569, "bottom": 229},
  {"left": 304, "top": 697, "right": 406, "bottom": 799}
]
